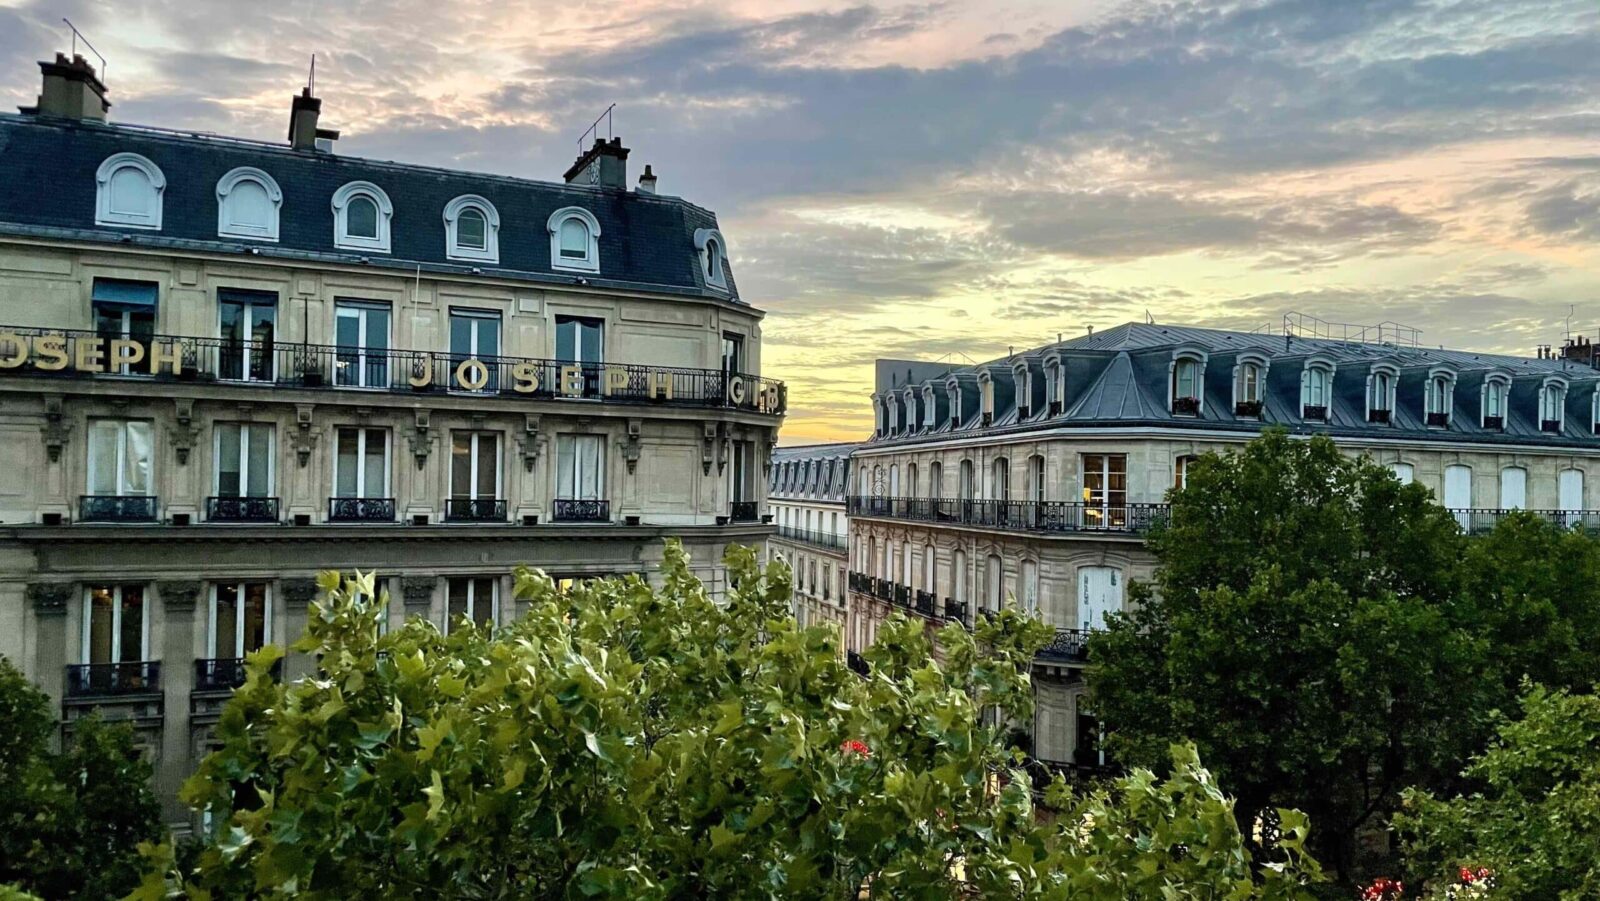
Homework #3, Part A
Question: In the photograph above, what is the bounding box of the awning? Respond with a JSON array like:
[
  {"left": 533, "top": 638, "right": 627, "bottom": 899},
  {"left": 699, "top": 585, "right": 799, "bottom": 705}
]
[{"left": 90, "top": 278, "right": 158, "bottom": 309}]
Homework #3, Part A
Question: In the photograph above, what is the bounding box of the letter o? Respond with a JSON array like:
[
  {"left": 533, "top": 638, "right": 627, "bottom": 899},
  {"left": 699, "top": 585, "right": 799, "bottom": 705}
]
[{"left": 455, "top": 358, "right": 489, "bottom": 391}]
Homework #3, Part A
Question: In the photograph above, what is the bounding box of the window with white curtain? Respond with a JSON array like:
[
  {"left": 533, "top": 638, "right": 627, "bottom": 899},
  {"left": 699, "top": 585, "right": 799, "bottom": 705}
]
[
  {"left": 986, "top": 554, "right": 1004, "bottom": 610},
  {"left": 991, "top": 457, "right": 1009, "bottom": 500},
  {"left": 88, "top": 420, "right": 152, "bottom": 497},
  {"left": 335, "top": 428, "right": 389, "bottom": 499},
  {"left": 557, "top": 434, "right": 605, "bottom": 499},
  {"left": 952, "top": 549, "right": 967, "bottom": 604},
  {"left": 1021, "top": 559, "right": 1039, "bottom": 612},
  {"left": 923, "top": 545, "right": 936, "bottom": 595},
  {"left": 1302, "top": 365, "right": 1331, "bottom": 416}
]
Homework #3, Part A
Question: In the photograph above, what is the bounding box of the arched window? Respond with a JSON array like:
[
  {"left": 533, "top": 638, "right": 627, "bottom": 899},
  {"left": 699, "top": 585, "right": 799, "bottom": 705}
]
[
  {"left": 1389, "top": 462, "right": 1414, "bottom": 485},
  {"left": 549, "top": 207, "right": 601, "bottom": 273},
  {"left": 216, "top": 167, "right": 281, "bottom": 241},
  {"left": 986, "top": 554, "right": 1004, "bottom": 611},
  {"left": 902, "top": 543, "right": 913, "bottom": 587},
  {"left": 923, "top": 544, "right": 936, "bottom": 596},
  {"left": 332, "top": 181, "right": 393, "bottom": 252},
  {"left": 444, "top": 195, "right": 500, "bottom": 263},
  {"left": 991, "top": 456, "right": 1009, "bottom": 501},
  {"left": 695, "top": 228, "right": 729, "bottom": 290},
  {"left": 1234, "top": 358, "right": 1264, "bottom": 413},
  {"left": 906, "top": 462, "right": 919, "bottom": 498},
  {"left": 1021, "top": 559, "right": 1039, "bottom": 612},
  {"left": 928, "top": 461, "right": 942, "bottom": 499},
  {"left": 1426, "top": 371, "right": 1455, "bottom": 427},
  {"left": 1171, "top": 356, "right": 1203, "bottom": 414},
  {"left": 889, "top": 464, "right": 900, "bottom": 497},
  {"left": 1301, "top": 363, "right": 1332, "bottom": 420},
  {"left": 1500, "top": 466, "right": 1527, "bottom": 511},
  {"left": 96, "top": 153, "right": 165, "bottom": 230},
  {"left": 1029, "top": 454, "right": 1046, "bottom": 502},
  {"left": 1483, "top": 377, "right": 1509, "bottom": 429},
  {"left": 1540, "top": 380, "right": 1567, "bottom": 433},
  {"left": 1367, "top": 365, "right": 1397, "bottom": 423},
  {"left": 952, "top": 549, "right": 967, "bottom": 605},
  {"left": 959, "top": 459, "right": 975, "bottom": 502}
]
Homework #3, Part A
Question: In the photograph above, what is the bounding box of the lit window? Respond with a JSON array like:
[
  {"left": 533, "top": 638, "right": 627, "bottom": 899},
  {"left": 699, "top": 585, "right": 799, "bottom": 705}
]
[
  {"left": 209, "top": 582, "right": 271, "bottom": 659},
  {"left": 444, "top": 195, "right": 500, "bottom": 263},
  {"left": 548, "top": 207, "right": 601, "bottom": 273},
  {"left": 95, "top": 153, "right": 165, "bottom": 230},
  {"left": 83, "top": 584, "right": 149, "bottom": 667},
  {"left": 216, "top": 167, "right": 282, "bottom": 241},
  {"left": 332, "top": 181, "right": 393, "bottom": 253},
  {"left": 695, "top": 228, "right": 729, "bottom": 290},
  {"left": 1175, "top": 454, "right": 1197, "bottom": 490}
]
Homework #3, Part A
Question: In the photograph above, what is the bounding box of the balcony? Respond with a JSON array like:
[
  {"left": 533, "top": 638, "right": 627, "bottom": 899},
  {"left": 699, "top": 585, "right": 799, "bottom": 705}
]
[
  {"left": 1037, "top": 628, "right": 1094, "bottom": 664},
  {"left": 846, "top": 651, "right": 869, "bottom": 676},
  {"left": 1368, "top": 408, "right": 1392, "bottom": 424},
  {"left": 729, "top": 500, "right": 759, "bottom": 523},
  {"left": 78, "top": 495, "right": 157, "bottom": 523},
  {"left": 775, "top": 525, "right": 848, "bottom": 551},
  {"left": 913, "top": 590, "right": 937, "bottom": 617},
  {"left": 328, "top": 497, "right": 397, "bottom": 522},
  {"left": 1171, "top": 396, "right": 1201, "bottom": 416},
  {"left": 1484, "top": 415, "right": 1505, "bottom": 431},
  {"left": 892, "top": 583, "right": 911, "bottom": 606},
  {"left": 0, "top": 327, "right": 785, "bottom": 416},
  {"left": 1542, "top": 419, "right": 1563, "bottom": 434},
  {"left": 64, "top": 661, "right": 161, "bottom": 697},
  {"left": 193, "top": 657, "right": 283, "bottom": 692},
  {"left": 944, "top": 599, "right": 969, "bottom": 623},
  {"left": 847, "top": 496, "right": 1169, "bottom": 536},
  {"left": 1448, "top": 508, "right": 1600, "bottom": 534},
  {"left": 1427, "top": 411, "right": 1451, "bottom": 428},
  {"left": 445, "top": 498, "right": 508, "bottom": 522},
  {"left": 552, "top": 498, "right": 610, "bottom": 523},
  {"left": 205, "top": 495, "right": 280, "bottom": 523},
  {"left": 1302, "top": 405, "right": 1328, "bottom": 421},
  {"left": 1234, "top": 399, "right": 1263, "bottom": 418}
]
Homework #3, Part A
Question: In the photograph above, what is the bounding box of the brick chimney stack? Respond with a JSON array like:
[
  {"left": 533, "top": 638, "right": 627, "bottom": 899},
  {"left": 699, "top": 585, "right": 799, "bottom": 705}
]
[
  {"left": 288, "top": 87, "right": 340, "bottom": 152},
  {"left": 563, "top": 136, "right": 630, "bottom": 189},
  {"left": 21, "top": 53, "right": 109, "bottom": 122}
]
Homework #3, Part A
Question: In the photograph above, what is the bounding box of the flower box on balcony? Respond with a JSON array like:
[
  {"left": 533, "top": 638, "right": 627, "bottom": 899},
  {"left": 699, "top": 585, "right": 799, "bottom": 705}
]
[
  {"left": 1483, "top": 415, "right": 1504, "bottom": 431},
  {"left": 1302, "top": 405, "right": 1328, "bottom": 422},
  {"left": 1234, "top": 400, "right": 1263, "bottom": 418},
  {"left": 1172, "top": 396, "right": 1201, "bottom": 416},
  {"left": 1426, "top": 411, "right": 1450, "bottom": 428},
  {"left": 1368, "top": 408, "right": 1391, "bottom": 424}
]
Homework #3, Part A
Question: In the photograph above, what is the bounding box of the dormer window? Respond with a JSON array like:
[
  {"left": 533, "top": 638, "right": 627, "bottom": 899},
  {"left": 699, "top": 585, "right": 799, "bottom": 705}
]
[
  {"left": 216, "top": 167, "right": 282, "bottom": 241},
  {"left": 332, "top": 181, "right": 393, "bottom": 253},
  {"left": 978, "top": 374, "right": 995, "bottom": 426},
  {"left": 1425, "top": 371, "right": 1455, "bottom": 427},
  {"left": 921, "top": 385, "right": 937, "bottom": 428},
  {"left": 549, "top": 207, "right": 601, "bottom": 274},
  {"left": 1171, "top": 355, "right": 1204, "bottom": 415},
  {"left": 1482, "top": 376, "right": 1509, "bottom": 430},
  {"left": 1012, "top": 364, "right": 1031, "bottom": 418},
  {"left": 873, "top": 396, "right": 886, "bottom": 437},
  {"left": 444, "top": 195, "right": 500, "bottom": 263},
  {"left": 694, "top": 229, "right": 729, "bottom": 290},
  {"left": 947, "top": 381, "right": 962, "bottom": 428},
  {"left": 96, "top": 153, "right": 166, "bottom": 230},
  {"left": 1540, "top": 380, "right": 1567, "bottom": 433},
  {"left": 1233, "top": 355, "right": 1266, "bottom": 417},
  {"left": 1301, "top": 362, "right": 1333, "bottom": 421},
  {"left": 1367, "top": 365, "right": 1398, "bottom": 424},
  {"left": 1045, "top": 358, "right": 1067, "bottom": 415},
  {"left": 902, "top": 390, "right": 919, "bottom": 432}
]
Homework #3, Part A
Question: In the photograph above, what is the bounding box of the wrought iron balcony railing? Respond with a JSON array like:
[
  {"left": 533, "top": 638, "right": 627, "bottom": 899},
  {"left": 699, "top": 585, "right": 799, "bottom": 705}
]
[
  {"left": 913, "top": 590, "right": 937, "bottom": 617},
  {"left": 1446, "top": 508, "right": 1600, "bottom": 534},
  {"left": 205, "top": 495, "right": 280, "bottom": 523},
  {"left": 847, "top": 497, "right": 1168, "bottom": 535},
  {"left": 445, "top": 498, "right": 508, "bottom": 522},
  {"left": 729, "top": 500, "right": 759, "bottom": 522},
  {"left": 0, "top": 327, "right": 786, "bottom": 415},
  {"left": 846, "top": 651, "right": 869, "bottom": 676},
  {"left": 775, "top": 525, "right": 848, "bottom": 551},
  {"left": 193, "top": 657, "right": 283, "bottom": 692},
  {"left": 552, "top": 498, "right": 610, "bottom": 523},
  {"left": 848, "top": 571, "right": 869, "bottom": 593},
  {"left": 944, "top": 599, "right": 968, "bottom": 623},
  {"left": 328, "top": 497, "right": 397, "bottom": 522},
  {"left": 1037, "top": 628, "right": 1094, "bottom": 664},
  {"left": 64, "top": 661, "right": 160, "bottom": 697},
  {"left": 78, "top": 495, "right": 158, "bottom": 523}
]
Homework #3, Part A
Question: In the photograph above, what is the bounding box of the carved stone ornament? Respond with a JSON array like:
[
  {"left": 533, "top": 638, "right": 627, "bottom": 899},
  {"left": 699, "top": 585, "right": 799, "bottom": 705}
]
[
  {"left": 623, "top": 418, "right": 642, "bottom": 474},
  {"left": 701, "top": 423, "right": 717, "bottom": 476},
  {"left": 518, "top": 414, "right": 543, "bottom": 473},
  {"left": 401, "top": 577, "right": 435, "bottom": 610},
  {"left": 169, "top": 398, "right": 201, "bottom": 465},
  {"left": 408, "top": 410, "right": 433, "bottom": 471},
  {"left": 292, "top": 404, "right": 319, "bottom": 468},
  {"left": 27, "top": 582, "right": 72, "bottom": 616},
  {"left": 157, "top": 580, "right": 202, "bottom": 613},
  {"left": 40, "top": 394, "right": 70, "bottom": 463},
  {"left": 281, "top": 578, "right": 319, "bottom": 610}
]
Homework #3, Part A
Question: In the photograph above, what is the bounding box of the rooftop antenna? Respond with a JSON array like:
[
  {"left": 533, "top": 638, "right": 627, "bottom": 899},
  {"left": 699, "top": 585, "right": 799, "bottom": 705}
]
[
  {"left": 307, "top": 53, "right": 316, "bottom": 95},
  {"left": 1145, "top": 309, "right": 1154, "bottom": 324},
  {"left": 577, "top": 103, "right": 617, "bottom": 154},
  {"left": 62, "top": 18, "right": 108, "bottom": 84},
  {"left": 1566, "top": 304, "right": 1574, "bottom": 343}
]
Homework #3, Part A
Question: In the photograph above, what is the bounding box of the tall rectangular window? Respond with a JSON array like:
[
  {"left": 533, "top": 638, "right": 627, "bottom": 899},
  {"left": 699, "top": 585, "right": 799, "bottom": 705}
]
[
  {"left": 335, "top": 428, "right": 389, "bottom": 498},
  {"left": 210, "top": 582, "right": 270, "bottom": 658},
  {"left": 449, "top": 308, "right": 501, "bottom": 391},
  {"left": 88, "top": 420, "right": 152, "bottom": 497},
  {"left": 451, "top": 432, "right": 500, "bottom": 500},
  {"left": 1081, "top": 454, "right": 1128, "bottom": 528},
  {"left": 555, "top": 316, "right": 603, "bottom": 364},
  {"left": 1030, "top": 456, "right": 1046, "bottom": 502},
  {"left": 91, "top": 278, "right": 157, "bottom": 352},
  {"left": 556, "top": 434, "right": 605, "bottom": 499},
  {"left": 729, "top": 440, "right": 754, "bottom": 504},
  {"left": 447, "top": 577, "right": 497, "bottom": 631},
  {"left": 721, "top": 333, "right": 744, "bottom": 376},
  {"left": 83, "top": 584, "right": 148, "bottom": 663},
  {"left": 219, "top": 290, "right": 276, "bottom": 382},
  {"left": 215, "top": 423, "right": 273, "bottom": 498},
  {"left": 335, "top": 300, "right": 390, "bottom": 388}
]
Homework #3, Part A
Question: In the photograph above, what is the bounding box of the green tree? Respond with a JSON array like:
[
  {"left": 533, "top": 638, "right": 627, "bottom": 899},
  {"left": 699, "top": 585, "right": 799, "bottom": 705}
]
[
  {"left": 1087, "top": 430, "right": 1488, "bottom": 883},
  {"left": 0, "top": 657, "right": 164, "bottom": 900},
  {"left": 135, "top": 541, "right": 1320, "bottom": 899},
  {"left": 1396, "top": 684, "right": 1600, "bottom": 900}
]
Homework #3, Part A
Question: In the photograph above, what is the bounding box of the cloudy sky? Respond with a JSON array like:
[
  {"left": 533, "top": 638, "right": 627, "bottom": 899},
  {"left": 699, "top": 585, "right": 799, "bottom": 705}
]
[{"left": 2, "top": 0, "right": 1597, "bottom": 443}]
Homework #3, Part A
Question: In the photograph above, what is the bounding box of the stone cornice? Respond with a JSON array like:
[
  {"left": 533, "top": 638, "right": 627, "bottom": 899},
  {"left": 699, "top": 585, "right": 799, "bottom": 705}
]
[{"left": 3, "top": 523, "right": 777, "bottom": 545}]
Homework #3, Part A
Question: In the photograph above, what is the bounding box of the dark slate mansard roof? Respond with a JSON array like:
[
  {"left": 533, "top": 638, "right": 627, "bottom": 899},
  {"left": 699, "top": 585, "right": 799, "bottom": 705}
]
[
  {"left": 867, "top": 322, "right": 1600, "bottom": 449},
  {"left": 771, "top": 442, "right": 860, "bottom": 501},
  {"left": 0, "top": 114, "right": 742, "bottom": 303}
]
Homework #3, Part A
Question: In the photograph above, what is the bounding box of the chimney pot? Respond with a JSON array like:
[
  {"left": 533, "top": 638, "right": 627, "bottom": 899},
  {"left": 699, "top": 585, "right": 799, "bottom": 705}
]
[
  {"left": 564, "top": 135, "right": 631, "bottom": 188},
  {"left": 289, "top": 87, "right": 338, "bottom": 151},
  {"left": 23, "top": 53, "right": 110, "bottom": 121},
  {"left": 637, "top": 164, "right": 658, "bottom": 195}
]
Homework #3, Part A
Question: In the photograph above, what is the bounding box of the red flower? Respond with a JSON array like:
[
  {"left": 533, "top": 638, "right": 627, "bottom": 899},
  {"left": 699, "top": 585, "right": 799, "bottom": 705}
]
[
  {"left": 1358, "top": 877, "right": 1404, "bottom": 900},
  {"left": 840, "top": 739, "right": 871, "bottom": 759}
]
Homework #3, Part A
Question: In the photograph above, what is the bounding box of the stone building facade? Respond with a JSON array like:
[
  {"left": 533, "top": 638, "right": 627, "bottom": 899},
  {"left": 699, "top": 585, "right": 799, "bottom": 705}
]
[
  {"left": 848, "top": 322, "right": 1600, "bottom": 771},
  {"left": 0, "top": 55, "right": 783, "bottom": 828},
  {"left": 768, "top": 442, "right": 855, "bottom": 634}
]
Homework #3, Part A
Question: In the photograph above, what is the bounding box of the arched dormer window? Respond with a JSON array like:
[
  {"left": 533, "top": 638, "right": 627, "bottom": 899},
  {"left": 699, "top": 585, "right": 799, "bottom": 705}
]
[
  {"left": 549, "top": 207, "right": 601, "bottom": 274},
  {"left": 332, "top": 181, "right": 393, "bottom": 253},
  {"left": 1425, "top": 367, "right": 1457, "bottom": 428},
  {"left": 1482, "top": 373, "right": 1510, "bottom": 430},
  {"left": 1540, "top": 378, "right": 1568, "bottom": 433},
  {"left": 216, "top": 167, "right": 281, "bottom": 241},
  {"left": 1012, "top": 361, "right": 1032, "bottom": 418},
  {"left": 694, "top": 228, "right": 729, "bottom": 290},
  {"left": 444, "top": 195, "right": 500, "bottom": 263},
  {"left": 872, "top": 395, "right": 886, "bottom": 437},
  {"left": 977, "top": 371, "right": 996, "bottom": 426},
  {"left": 1300, "top": 358, "right": 1335, "bottom": 421},
  {"left": 1591, "top": 389, "right": 1600, "bottom": 436},
  {"left": 96, "top": 153, "right": 166, "bottom": 230},
  {"left": 920, "top": 384, "right": 938, "bottom": 428},
  {"left": 1170, "top": 349, "right": 1206, "bottom": 415},
  {"left": 1232, "top": 353, "right": 1268, "bottom": 417},
  {"left": 1366, "top": 363, "right": 1399, "bottom": 424},
  {"left": 885, "top": 394, "right": 900, "bottom": 435},
  {"left": 1044, "top": 352, "right": 1067, "bottom": 415},
  {"left": 946, "top": 378, "right": 963, "bottom": 428}
]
